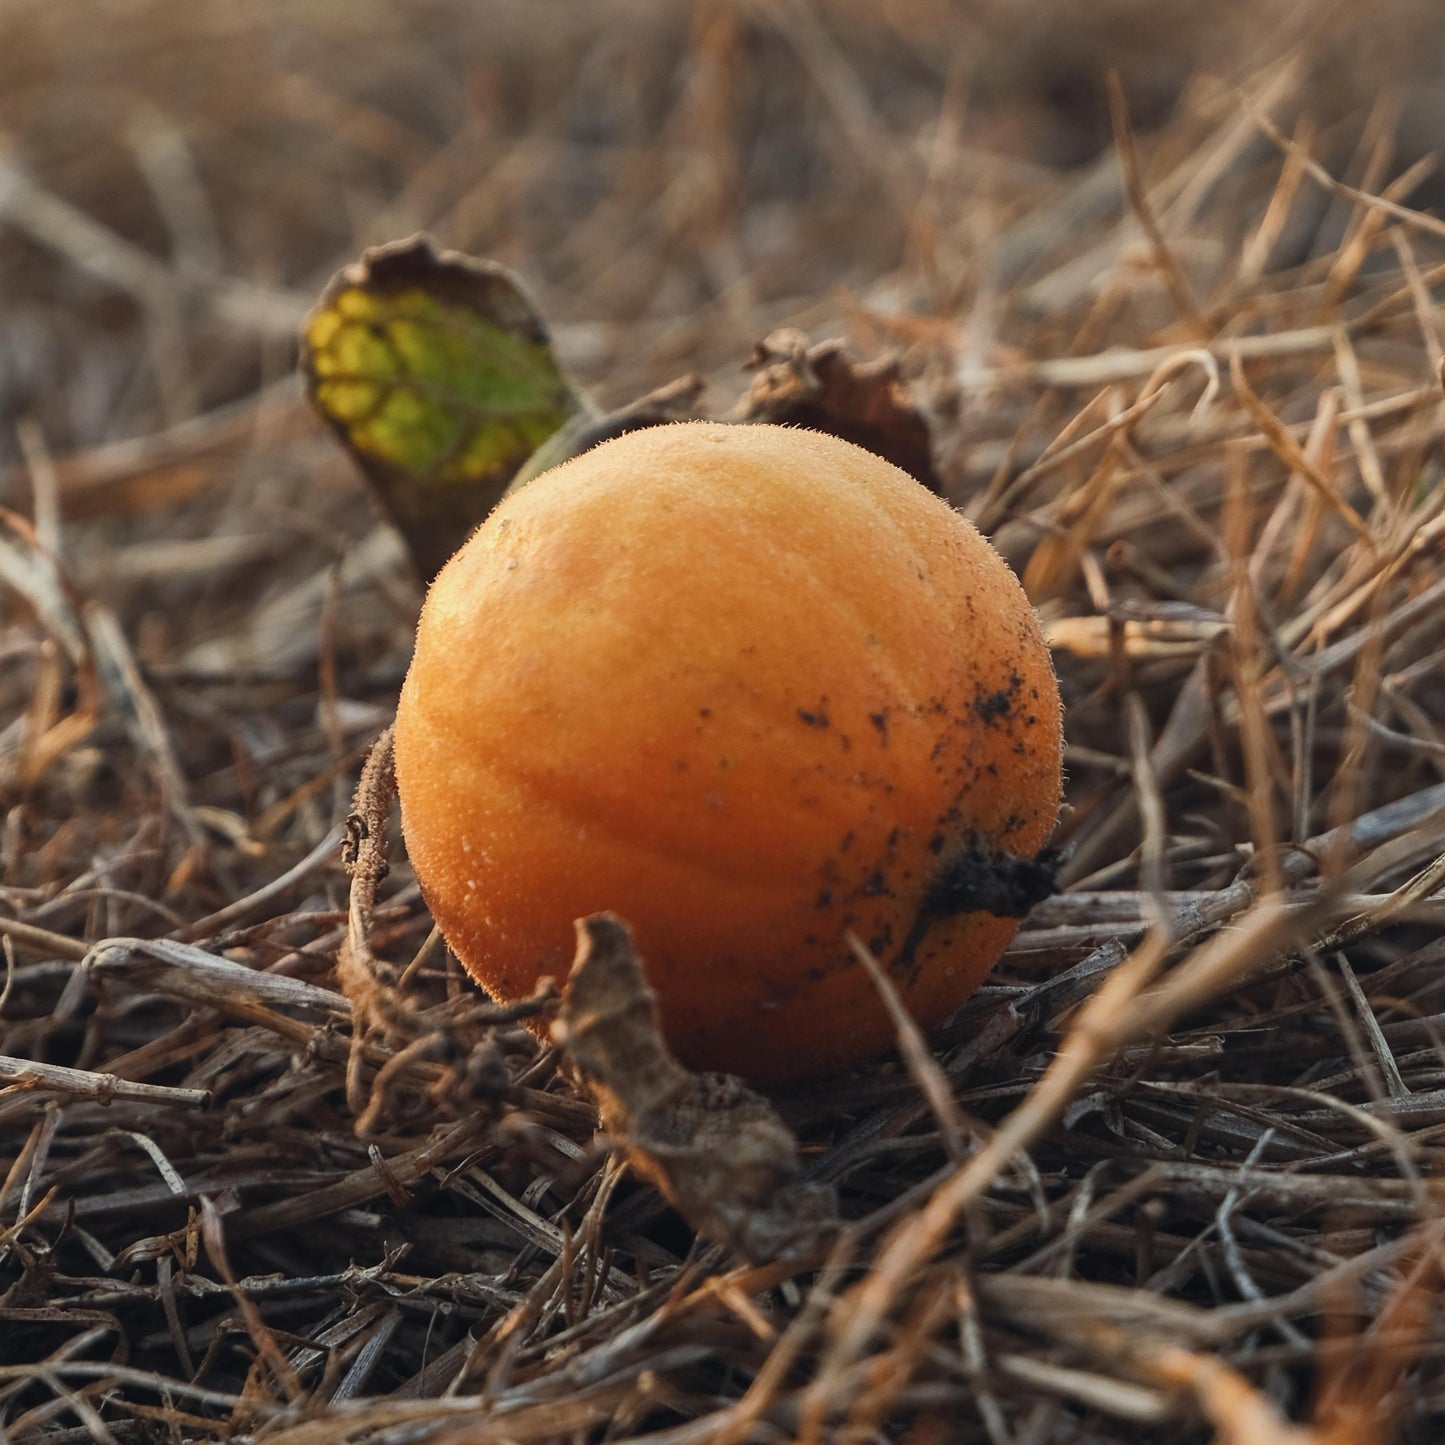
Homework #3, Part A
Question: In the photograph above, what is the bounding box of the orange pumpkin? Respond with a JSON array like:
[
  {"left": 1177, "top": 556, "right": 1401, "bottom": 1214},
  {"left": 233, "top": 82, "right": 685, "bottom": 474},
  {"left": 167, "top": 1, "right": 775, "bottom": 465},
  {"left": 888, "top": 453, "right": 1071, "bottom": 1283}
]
[{"left": 394, "top": 422, "right": 1062, "bottom": 1085}]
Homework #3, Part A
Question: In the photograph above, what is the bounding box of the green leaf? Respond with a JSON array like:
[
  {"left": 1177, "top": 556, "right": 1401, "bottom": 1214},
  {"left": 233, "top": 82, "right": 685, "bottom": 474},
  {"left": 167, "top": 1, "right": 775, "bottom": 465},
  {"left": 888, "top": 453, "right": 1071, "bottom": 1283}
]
[{"left": 301, "top": 235, "right": 589, "bottom": 578}]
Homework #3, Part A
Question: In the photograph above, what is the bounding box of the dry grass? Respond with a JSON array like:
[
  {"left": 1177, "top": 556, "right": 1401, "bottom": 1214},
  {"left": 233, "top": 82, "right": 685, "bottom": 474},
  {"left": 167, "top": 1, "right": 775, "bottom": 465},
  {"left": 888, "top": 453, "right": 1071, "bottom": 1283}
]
[{"left": 3, "top": 1, "right": 1445, "bottom": 1440}]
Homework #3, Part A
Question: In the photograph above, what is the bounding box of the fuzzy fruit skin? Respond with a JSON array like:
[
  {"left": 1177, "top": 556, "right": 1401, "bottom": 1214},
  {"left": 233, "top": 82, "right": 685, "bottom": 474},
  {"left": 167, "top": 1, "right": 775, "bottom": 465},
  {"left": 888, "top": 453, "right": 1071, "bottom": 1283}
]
[{"left": 394, "top": 422, "right": 1062, "bottom": 1086}]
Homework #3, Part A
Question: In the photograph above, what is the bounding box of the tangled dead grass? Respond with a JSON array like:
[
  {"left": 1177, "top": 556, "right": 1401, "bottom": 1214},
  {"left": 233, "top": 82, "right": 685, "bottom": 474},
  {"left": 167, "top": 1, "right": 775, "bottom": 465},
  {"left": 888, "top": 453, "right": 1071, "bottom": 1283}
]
[{"left": 3, "top": 2, "right": 1445, "bottom": 1440}]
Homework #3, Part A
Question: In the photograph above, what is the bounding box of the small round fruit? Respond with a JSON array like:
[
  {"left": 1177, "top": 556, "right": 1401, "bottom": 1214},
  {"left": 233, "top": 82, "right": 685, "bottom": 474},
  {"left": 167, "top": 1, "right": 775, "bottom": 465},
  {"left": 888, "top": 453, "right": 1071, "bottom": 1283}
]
[{"left": 394, "top": 421, "right": 1062, "bottom": 1086}]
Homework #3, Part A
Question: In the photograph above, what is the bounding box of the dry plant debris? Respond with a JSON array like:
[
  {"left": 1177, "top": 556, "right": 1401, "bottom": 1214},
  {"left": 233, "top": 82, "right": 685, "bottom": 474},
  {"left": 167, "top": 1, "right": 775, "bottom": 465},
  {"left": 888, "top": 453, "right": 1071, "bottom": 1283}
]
[
  {"left": 733, "top": 329, "right": 942, "bottom": 492},
  {"left": 3, "top": 2, "right": 1445, "bottom": 1441},
  {"left": 553, "top": 914, "right": 837, "bottom": 1265}
]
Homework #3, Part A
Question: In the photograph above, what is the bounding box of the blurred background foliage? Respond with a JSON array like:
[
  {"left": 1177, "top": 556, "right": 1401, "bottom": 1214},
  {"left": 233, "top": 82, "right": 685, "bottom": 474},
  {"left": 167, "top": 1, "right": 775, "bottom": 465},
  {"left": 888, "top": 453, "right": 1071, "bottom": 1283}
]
[{"left": 1, "top": 0, "right": 1442, "bottom": 461}]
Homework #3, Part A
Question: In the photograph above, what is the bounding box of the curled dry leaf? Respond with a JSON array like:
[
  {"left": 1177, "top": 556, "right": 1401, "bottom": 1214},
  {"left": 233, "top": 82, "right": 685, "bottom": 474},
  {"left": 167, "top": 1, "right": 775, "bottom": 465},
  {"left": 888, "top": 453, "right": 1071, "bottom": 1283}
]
[
  {"left": 734, "top": 328, "right": 941, "bottom": 493},
  {"left": 553, "top": 914, "right": 838, "bottom": 1264}
]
